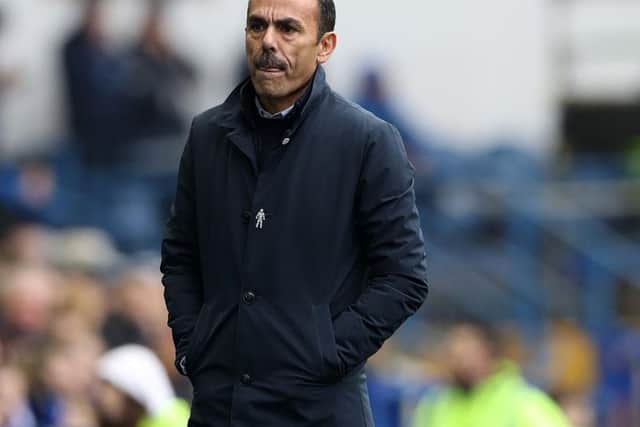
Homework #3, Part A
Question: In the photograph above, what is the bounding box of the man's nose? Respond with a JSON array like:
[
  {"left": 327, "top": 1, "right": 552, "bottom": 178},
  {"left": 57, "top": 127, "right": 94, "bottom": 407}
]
[{"left": 262, "top": 25, "right": 277, "bottom": 51}]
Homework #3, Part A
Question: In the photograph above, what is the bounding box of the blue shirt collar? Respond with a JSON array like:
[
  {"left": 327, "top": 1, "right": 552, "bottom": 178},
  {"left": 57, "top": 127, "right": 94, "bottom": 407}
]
[{"left": 254, "top": 98, "right": 295, "bottom": 120}]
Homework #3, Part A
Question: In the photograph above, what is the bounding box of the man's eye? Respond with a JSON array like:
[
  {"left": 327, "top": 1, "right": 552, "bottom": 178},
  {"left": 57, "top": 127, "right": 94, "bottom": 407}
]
[{"left": 249, "top": 22, "right": 266, "bottom": 32}]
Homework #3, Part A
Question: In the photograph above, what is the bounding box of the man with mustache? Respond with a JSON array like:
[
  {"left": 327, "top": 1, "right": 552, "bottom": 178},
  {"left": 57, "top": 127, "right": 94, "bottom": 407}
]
[{"left": 161, "top": 1, "right": 429, "bottom": 426}]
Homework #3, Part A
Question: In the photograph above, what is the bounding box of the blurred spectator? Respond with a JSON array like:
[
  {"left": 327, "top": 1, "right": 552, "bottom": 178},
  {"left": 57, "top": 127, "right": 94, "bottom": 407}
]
[
  {"left": 16, "top": 333, "right": 102, "bottom": 427},
  {"left": 0, "top": 219, "right": 51, "bottom": 266},
  {"left": 49, "top": 274, "right": 107, "bottom": 341},
  {"left": 366, "top": 341, "right": 435, "bottom": 427},
  {"left": 597, "top": 323, "right": 640, "bottom": 427},
  {"left": 412, "top": 322, "right": 572, "bottom": 427},
  {"left": 95, "top": 345, "right": 189, "bottom": 427},
  {"left": 556, "top": 393, "right": 596, "bottom": 427},
  {"left": 62, "top": 0, "right": 127, "bottom": 166},
  {"left": 545, "top": 319, "right": 597, "bottom": 427},
  {"left": 59, "top": 0, "right": 196, "bottom": 252},
  {"left": 62, "top": 398, "right": 98, "bottom": 427},
  {"left": 0, "top": 265, "right": 59, "bottom": 351},
  {"left": 48, "top": 228, "right": 121, "bottom": 275},
  {"left": 101, "top": 267, "right": 164, "bottom": 351},
  {"left": 103, "top": 267, "right": 191, "bottom": 398},
  {"left": 121, "top": 1, "right": 195, "bottom": 148},
  {"left": 58, "top": 0, "right": 195, "bottom": 252},
  {"left": 112, "top": 269, "right": 167, "bottom": 343},
  {"left": 356, "top": 68, "right": 430, "bottom": 172},
  {"left": 0, "top": 158, "right": 57, "bottom": 225},
  {"left": 0, "top": 364, "right": 37, "bottom": 427}
]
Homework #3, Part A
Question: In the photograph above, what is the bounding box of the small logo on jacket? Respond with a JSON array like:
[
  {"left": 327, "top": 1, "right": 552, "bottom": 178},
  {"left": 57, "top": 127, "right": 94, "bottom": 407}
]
[{"left": 256, "top": 209, "right": 266, "bottom": 229}]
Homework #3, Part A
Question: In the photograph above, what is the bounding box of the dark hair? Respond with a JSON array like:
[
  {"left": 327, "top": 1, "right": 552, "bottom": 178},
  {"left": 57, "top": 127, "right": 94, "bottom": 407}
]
[
  {"left": 453, "top": 319, "right": 502, "bottom": 357},
  {"left": 317, "top": 0, "right": 336, "bottom": 40}
]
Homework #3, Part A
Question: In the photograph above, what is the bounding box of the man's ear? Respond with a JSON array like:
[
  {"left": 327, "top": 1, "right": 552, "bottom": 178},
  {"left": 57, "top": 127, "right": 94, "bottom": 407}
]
[{"left": 317, "top": 32, "right": 337, "bottom": 65}]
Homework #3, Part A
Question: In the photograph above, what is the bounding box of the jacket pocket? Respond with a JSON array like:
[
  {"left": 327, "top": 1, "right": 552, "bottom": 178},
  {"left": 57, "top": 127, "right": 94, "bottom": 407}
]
[
  {"left": 312, "top": 304, "right": 341, "bottom": 382},
  {"left": 186, "top": 303, "right": 212, "bottom": 375}
]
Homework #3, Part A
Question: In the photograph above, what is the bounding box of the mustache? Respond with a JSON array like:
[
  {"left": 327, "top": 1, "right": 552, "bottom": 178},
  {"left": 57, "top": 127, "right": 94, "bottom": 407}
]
[{"left": 254, "top": 50, "right": 287, "bottom": 70}]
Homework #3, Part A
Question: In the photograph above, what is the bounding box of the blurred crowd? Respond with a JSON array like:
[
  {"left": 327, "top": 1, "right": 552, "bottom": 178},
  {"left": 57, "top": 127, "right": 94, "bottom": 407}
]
[
  {"left": 0, "top": 0, "right": 197, "bottom": 254},
  {"left": 0, "top": 0, "right": 639, "bottom": 427},
  {"left": 0, "top": 208, "right": 190, "bottom": 426},
  {"left": 0, "top": 211, "right": 595, "bottom": 427},
  {"left": 1, "top": 1, "right": 197, "bottom": 425},
  {"left": 63, "top": 0, "right": 195, "bottom": 167}
]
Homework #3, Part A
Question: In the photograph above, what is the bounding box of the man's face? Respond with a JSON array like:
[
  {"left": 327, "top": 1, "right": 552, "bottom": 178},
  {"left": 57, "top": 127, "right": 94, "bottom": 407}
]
[
  {"left": 245, "top": 0, "right": 324, "bottom": 102},
  {"left": 445, "top": 326, "right": 495, "bottom": 391}
]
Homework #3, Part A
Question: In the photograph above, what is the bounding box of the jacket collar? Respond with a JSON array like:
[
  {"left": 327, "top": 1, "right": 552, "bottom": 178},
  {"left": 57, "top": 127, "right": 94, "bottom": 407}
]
[
  {"left": 215, "top": 65, "right": 329, "bottom": 133},
  {"left": 213, "top": 66, "right": 329, "bottom": 176}
]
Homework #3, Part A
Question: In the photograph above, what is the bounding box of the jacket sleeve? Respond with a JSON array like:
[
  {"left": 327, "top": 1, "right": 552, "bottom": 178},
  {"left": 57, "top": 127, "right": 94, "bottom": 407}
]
[
  {"left": 333, "top": 121, "right": 429, "bottom": 375},
  {"left": 160, "top": 120, "right": 203, "bottom": 372}
]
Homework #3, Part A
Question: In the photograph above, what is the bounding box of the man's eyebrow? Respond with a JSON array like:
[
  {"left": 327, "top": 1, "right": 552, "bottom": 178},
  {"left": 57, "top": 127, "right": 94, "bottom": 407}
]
[
  {"left": 275, "top": 17, "right": 303, "bottom": 29},
  {"left": 247, "top": 14, "right": 267, "bottom": 23}
]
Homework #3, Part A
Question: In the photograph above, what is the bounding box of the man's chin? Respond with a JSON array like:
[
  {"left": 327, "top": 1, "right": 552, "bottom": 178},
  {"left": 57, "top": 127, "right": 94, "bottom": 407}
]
[{"left": 252, "top": 80, "right": 285, "bottom": 99}]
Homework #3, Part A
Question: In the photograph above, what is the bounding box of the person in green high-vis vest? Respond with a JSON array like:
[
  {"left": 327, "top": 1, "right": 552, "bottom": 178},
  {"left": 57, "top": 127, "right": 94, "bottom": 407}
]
[
  {"left": 413, "top": 323, "right": 572, "bottom": 427},
  {"left": 136, "top": 399, "right": 190, "bottom": 427},
  {"left": 96, "top": 345, "right": 190, "bottom": 427}
]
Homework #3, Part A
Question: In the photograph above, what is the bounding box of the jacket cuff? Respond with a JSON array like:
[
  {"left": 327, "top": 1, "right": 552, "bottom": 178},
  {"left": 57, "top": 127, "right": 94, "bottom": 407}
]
[
  {"left": 332, "top": 310, "right": 377, "bottom": 375},
  {"left": 175, "top": 354, "right": 188, "bottom": 376}
]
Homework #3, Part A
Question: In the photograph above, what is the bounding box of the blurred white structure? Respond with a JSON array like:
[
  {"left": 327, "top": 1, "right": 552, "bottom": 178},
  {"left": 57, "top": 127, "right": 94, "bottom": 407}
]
[{"left": 555, "top": 0, "right": 640, "bottom": 102}]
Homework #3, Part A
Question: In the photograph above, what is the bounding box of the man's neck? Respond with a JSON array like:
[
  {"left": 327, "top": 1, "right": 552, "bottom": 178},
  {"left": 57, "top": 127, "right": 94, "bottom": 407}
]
[
  {"left": 255, "top": 98, "right": 295, "bottom": 119},
  {"left": 257, "top": 96, "right": 297, "bottom": 116}
]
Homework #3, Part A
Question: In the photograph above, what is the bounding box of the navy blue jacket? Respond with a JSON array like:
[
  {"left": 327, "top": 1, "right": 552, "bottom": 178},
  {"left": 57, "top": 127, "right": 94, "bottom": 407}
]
[{"left": 161, "top": 66, "right": 429, "bottom": 427}]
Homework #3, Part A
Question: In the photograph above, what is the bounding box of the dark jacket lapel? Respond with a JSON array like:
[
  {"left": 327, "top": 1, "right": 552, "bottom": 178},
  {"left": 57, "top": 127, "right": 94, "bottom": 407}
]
[{"left": 213, "top": 66, "right": 331, "bottom": 176}]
